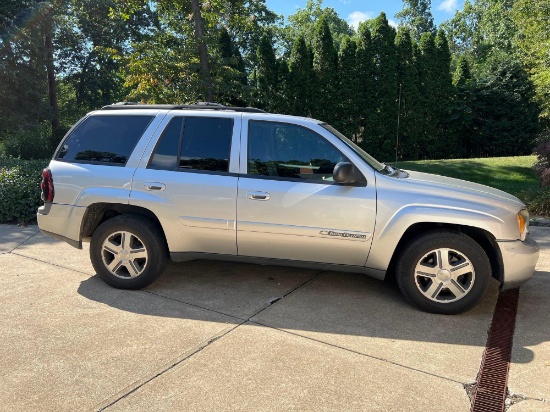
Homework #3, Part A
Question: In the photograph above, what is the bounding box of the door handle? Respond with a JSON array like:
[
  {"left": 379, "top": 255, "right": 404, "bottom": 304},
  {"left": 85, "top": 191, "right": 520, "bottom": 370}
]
[
  {"left": 247, "top": 191, "right": 270, "bottom": 201},
  {"left": 144, "top": 182, "right": 166, "bottom": 191}
]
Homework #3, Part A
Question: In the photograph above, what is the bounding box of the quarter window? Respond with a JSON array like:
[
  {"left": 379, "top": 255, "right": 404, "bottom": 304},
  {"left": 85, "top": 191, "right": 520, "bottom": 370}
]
[{"left": 247, "top": 121, "right": 348, "bottom": 181}]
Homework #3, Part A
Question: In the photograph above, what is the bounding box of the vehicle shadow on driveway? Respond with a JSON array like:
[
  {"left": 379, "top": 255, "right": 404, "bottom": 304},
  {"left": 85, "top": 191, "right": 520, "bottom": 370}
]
[{"left": 77, "top": 259, "right": 537, "bottom": 365}]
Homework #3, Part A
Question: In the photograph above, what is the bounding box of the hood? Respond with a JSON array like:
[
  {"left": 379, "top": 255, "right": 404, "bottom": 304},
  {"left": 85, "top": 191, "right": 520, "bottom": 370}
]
[{"left": 401, "top": 170, "right": 525, "bottom": 210}]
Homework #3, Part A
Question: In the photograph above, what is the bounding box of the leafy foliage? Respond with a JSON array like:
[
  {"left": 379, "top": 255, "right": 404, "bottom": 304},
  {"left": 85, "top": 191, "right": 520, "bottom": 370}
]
[
  {"left": 2, "top": 122, "right": 53, "bottom": 160},
  {"left": 0, "top": 157, "right": 48, "bottom": 224}
]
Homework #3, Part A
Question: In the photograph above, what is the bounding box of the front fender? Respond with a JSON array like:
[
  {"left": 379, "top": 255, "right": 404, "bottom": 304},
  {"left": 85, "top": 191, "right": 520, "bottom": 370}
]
[{"left": 366, "top": 204, "right": 505, "bottom": 272}]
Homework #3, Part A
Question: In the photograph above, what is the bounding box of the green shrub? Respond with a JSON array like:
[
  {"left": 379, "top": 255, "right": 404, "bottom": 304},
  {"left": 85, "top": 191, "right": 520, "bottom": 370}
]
[
  {"left": 522, "top": 188, "right": 550, "bottom": 216},
  {"left": 0, "top": 158, "right": 49, "bottom": 224},
  {"left": 2, "top": 123, "right": 53, "bottom": 160}
]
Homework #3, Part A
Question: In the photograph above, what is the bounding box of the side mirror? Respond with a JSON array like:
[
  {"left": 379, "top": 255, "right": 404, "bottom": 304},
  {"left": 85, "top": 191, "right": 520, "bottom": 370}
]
[{"left": 333, "top": 162, "right": 359, "bottom": 184}]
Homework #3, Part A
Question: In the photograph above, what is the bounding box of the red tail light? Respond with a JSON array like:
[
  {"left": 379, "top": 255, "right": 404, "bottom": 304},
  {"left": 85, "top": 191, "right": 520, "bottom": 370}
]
[{"left": 41, "top": 168, "right": 54, "bottom": 202}]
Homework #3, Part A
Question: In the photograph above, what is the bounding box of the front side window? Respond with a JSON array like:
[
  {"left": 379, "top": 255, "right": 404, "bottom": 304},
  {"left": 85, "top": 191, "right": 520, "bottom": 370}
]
[
  {"left": 247, "top": 121, "right": 348, "bottom": 181},
  {"left": 57, "top": 115, "right": 154, "bottom": 165}
]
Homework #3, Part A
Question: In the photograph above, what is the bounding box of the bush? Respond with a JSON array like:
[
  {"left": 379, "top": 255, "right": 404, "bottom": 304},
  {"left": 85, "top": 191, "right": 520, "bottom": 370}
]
[
  {"left": 0, "top": 157, "right": 49, "bottom": 224},
  {"left": 2, "top": 123, "right": 53, "bottom": 160},
  {"left": 522, "top": 188, "right": 550, "bottom": 216},
  {"left": 533, "top": 129, "right": 550, "bottom": 186}
]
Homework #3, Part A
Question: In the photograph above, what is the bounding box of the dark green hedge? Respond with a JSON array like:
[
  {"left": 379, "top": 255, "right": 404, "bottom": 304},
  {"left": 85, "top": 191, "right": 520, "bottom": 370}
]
[{"left": 0, "top": 158, "right": 49, "bottom": 224}]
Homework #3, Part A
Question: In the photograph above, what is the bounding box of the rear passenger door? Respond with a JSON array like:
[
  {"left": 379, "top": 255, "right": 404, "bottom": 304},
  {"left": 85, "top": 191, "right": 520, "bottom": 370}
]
[{"left": 130, "top": 112, "right": 240, "bottom": 256}]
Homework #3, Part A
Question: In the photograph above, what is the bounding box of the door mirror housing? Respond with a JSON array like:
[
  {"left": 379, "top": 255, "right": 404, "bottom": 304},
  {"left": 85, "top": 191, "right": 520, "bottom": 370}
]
[{"left": 333, "top": 162, "right": 360, "bottom": 184}]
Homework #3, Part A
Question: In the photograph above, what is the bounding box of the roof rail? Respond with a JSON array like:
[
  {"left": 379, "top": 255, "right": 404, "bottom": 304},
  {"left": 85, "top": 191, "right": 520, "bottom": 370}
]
[{"left": 101, "top": 102, "right": 266, "bottom": 113}]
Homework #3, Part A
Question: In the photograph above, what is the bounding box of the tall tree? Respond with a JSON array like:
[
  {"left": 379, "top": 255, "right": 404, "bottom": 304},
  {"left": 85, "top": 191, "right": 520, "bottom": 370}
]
[
  {"left": 336, "top": 35, "right": 358, "bottom": 140},
  {"left": 288, "top": 34, "right": 313, "bottom": 117},
  {"left": 190, "top": 0, "right": 213, "bottom": 102},
  {"left": 0, "top": 0, "right": 51, "bottom": 140},
  {"left": 395, "top": 0, "right": 435, "bottom": 42},
  {"left": 395, "top": 27, "right": 422, "bottom": 160},
  {"left": 416, "top": 32, "right": 439, "bottom": 158},
  {"left": 255, "top": 33, "right": 278, "bottom": 110},
  {"left": 432, "top": 29, "right": 455, "bottom": 157},
  {"left": 311, "top": 17, "right": 338, "bottom": 124},
  {"left": 469, "top": 53, "right": 540, "bottom": 157},
  {"left": 356, "top": 22, "right": 376, "bottom": 149},
  {"left": 367, "top": 12, "right": 398, "bottom": 161},
  {"left": 512, "top": 0, "right": 550, "bottom": 125},
  {"left": 285, "top": 0, "right": 353, "bottom": 52},
  {"left": 213, "top": 28, "right": 248, "bottom": 106}
]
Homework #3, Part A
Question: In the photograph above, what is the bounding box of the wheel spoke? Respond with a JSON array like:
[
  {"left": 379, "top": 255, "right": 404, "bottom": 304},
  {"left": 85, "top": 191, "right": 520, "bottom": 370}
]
[
  {"left": 127, "top": 261, "right": 140, "bottom": 276},
  {"left": 437, "top": 249, "right": 450, "bottom": 269},
  {"left": 107, "top": 258, "right": 122, "bottom": 273},
  {"left": 121, "top": 232, "right": 131, "bottom": 249},
  {"left": 104, "top": 238, "right": 120, "bottom": 253},
  {"left": 130, "top": 248, "right": 147, "bottom": 260},
  {"left": 447, "top": 279, "right": 467, "bottom": 298},
  {"left": 451, "top": 262, "right": 474, "bottom": 278},
  {"left": 425, "top": 280, "right": 444, "bottom": 299}
]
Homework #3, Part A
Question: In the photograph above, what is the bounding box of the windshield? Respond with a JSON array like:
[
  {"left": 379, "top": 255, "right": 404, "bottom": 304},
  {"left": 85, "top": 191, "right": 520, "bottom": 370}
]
[{"left": 320, "top": 123, "right": 389, "bottom": 174}]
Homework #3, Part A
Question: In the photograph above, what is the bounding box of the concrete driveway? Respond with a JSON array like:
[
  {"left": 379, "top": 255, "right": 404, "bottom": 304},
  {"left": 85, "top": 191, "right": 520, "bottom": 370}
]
[{"left": 0, "top": 224, "right": 548, "bottom": 411}]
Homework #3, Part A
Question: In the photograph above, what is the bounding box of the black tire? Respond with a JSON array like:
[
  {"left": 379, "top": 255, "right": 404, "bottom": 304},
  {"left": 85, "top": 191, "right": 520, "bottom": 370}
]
[
  {"left": 90, "top": 214, "right": 168, "bottom": 289},
  {"left": 395, "top": 230, "right": 490, "bottom": 314}
]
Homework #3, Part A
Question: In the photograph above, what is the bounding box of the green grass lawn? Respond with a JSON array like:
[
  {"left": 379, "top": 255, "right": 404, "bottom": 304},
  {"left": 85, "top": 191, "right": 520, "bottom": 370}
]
[{"left": 393, "top": 155, "right": 539, "bottom": 200}]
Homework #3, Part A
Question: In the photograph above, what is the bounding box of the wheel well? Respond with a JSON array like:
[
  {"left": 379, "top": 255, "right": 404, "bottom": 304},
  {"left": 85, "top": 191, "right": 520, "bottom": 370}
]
[
  {"left": 385, "top": 222, "right": 503, "bottom": 284},
  {"left": 80, "top": 203, "right": 167, "bottom": 248}
]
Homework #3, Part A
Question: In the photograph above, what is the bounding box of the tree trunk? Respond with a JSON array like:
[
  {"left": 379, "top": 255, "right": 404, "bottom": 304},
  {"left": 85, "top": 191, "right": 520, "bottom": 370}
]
[
  {"left": 44, "top": 11, "right": 59, "bottom": 143},
  {"left": 190, "top": 0, "right": 214, "bottom": 102}
]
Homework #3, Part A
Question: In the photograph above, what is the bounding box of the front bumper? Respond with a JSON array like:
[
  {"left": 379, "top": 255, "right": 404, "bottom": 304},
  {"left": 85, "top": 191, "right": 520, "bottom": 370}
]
[{"left": 498, "top": 233, "right": 539, "bottom": 290}]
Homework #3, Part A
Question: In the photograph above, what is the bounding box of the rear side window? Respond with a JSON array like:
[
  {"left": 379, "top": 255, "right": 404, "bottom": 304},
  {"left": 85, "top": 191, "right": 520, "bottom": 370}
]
[
  {"left": 179, "top": 117, "right": 233, "bottom": 172},
  {"left": 57, "top": 115, "right": 154, "bottom": 165},
  {"left": 149, "top": 117, "right": 233, "bottom": 173}
]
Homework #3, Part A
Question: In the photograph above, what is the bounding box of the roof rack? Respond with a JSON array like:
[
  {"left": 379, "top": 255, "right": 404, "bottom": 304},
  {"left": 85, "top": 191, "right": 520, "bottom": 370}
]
[{"left": 101, "top": 102, "right": 266, "bottom": 113}]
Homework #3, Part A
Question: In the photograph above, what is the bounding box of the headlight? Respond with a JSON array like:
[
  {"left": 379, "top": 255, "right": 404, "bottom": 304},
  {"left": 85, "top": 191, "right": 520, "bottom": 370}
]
[{"left": 517, "top": 209, "right": 530, "bottom": 241}]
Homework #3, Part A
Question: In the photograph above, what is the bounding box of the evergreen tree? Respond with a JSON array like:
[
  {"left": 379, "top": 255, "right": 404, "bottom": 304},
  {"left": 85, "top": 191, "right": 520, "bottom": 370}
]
[
  {"left": 453, "top": 55, "right": 472, "bottom": 86},
  {"left": 311, "top": 17, "right": 338, "bottom": 124},
  {"left": 288, "top": 35, "right": 314, "bottom": 117},
  {"left": 274, "top": 59, "right": 291, "bottom": 114},
  {"left": 469, "top": 54, "right": 540, "bottom": 157},
  {"left": 395, "top": 27, "right": 422, "bottom": 160},
  {"left": 416, "top": 32, "right": 439, "bottom": 158},
  {"left": 433, "top": 29, "right": 456, "bottom": 157},
  {"left": 368, "top": 12, "right": 398, "bottom": 161},
  {"left": 336, "top": 35, "right": 358, "bottom": 140},
  {"left": 255, "top": 33, "right": 278, "bottom": 110},
  {"left": 215, "top": 28, "right": 248, "bottom": 106},
  {"left": 395, "top": 0, "right": 436, "bottom": 42},
  {"left": 356, "top": 23, "right": 376, "bottom": 150},
  {"left": 450, "top": 55, "right": 474, "bottom": 157}
]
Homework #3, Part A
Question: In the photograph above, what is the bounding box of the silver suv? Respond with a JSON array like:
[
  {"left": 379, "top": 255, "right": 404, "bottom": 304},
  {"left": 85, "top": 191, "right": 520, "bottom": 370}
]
[{"left": 37, "top": 103, "right": 539, "bottom": 314}]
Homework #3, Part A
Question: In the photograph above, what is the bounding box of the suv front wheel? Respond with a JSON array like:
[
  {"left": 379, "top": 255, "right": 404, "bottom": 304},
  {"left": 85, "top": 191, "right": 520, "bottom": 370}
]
[
  {"left": 90, "top": 214, "right": 168, "bottom": 289},
  {"left": 396, "top": 230, "right": 491, "bottom": 314}
]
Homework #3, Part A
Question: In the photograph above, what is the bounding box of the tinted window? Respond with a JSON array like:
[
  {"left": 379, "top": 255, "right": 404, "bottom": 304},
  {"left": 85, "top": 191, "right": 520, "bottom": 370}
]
[
  {"left": 57, "top": 115, "right": 153, "bottom": 165},
  {"left": 149, "top": 117, "right": 183, "bottom": 170},
  {"left": 247, "top": 121, "right": 348, "bottom": 181},
  {"left": 179, "top": 117, "right": 233, "bottom": 172}
]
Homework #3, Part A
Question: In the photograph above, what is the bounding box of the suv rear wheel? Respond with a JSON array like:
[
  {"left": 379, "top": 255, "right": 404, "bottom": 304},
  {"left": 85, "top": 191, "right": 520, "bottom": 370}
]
[
  {"left": 90, "top": 214, "right": 167, "bottom": 289},
  {"left": 395, "top": 230, "right": 491, "bottom": 314}
]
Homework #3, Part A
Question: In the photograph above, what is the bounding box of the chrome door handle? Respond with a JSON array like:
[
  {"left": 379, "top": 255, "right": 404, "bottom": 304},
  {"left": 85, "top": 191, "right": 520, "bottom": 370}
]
[
  {"left": 145, "top": 182, "right": 166, "bottom": 191},
  {"left": 247, "top": 191, "right": 270, "bottom": 201}
]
